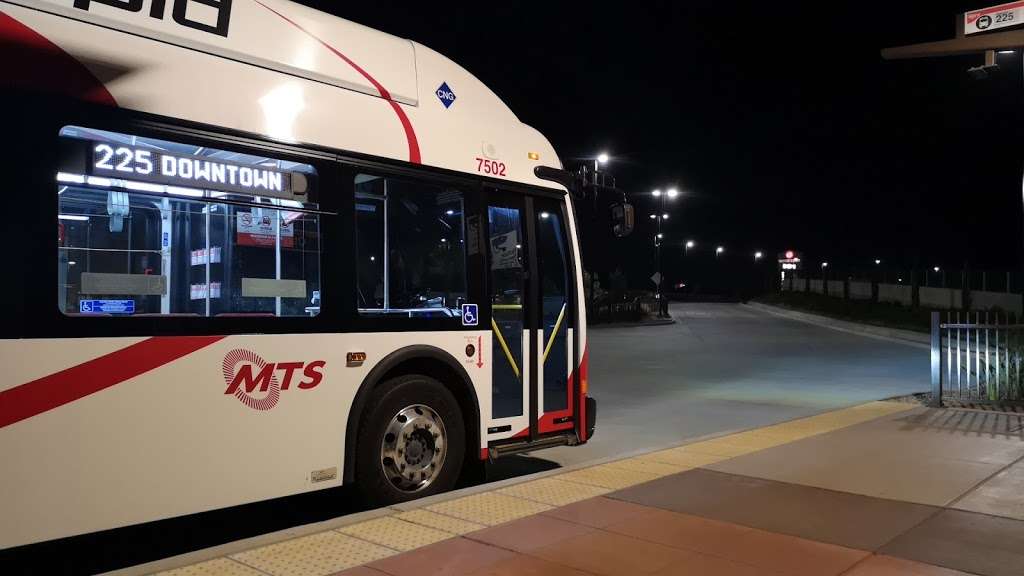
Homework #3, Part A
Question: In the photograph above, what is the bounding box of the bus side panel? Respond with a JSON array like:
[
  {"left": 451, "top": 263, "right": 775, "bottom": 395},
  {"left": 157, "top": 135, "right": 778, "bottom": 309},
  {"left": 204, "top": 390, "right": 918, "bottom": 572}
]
[
  {"left": 0, "top": 331, "right": 489, "bottom": 549},
  {"left": 1, "top": 3, "right": 565, "bottom": 192}
]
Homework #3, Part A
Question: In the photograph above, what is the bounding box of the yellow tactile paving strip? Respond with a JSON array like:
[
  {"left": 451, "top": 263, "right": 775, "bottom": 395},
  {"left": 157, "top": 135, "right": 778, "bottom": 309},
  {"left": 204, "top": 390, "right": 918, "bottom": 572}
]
[
  {"left": 153, "top": 400, "right": 917, "bottom": 576},
  {"left": 601, "top": 457, "right": 686, "bottom": 478},
  {"left": 395, "top": 509, "right": 487, "bottom": 535},
  {"left": 426, "top": 492, "right": 553, "bottom": 526},
  {"left": 228, "top": 531, "right": 396, "bottom": 576},
  {"left": 336, "top": 516, "right": 453, "bottom": 552},
  {"left": 498, "top": 476, "right": 611, "bottom": 506},
  {"left": 157, "top": 557, "right": 266, "bottom": 576},
  {"left": 558, "top": 463, "right": 661, "bottom": 489}
]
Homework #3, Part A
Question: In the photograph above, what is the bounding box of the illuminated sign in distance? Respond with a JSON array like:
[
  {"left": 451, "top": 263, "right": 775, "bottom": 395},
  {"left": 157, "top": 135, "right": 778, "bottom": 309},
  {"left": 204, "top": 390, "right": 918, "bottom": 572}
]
[{"left": 89, "top": 143, "right": 306, "bottom": 200}]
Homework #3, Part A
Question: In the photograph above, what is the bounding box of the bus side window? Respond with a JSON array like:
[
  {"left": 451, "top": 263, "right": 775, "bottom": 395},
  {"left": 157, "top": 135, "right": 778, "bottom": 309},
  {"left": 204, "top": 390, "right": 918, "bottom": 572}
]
[
  {"left": 354, "top": 174, "right": 467, "bottom": 319},
  {"left": 57, "top": 125, "right": 323, "bottom": 318}
]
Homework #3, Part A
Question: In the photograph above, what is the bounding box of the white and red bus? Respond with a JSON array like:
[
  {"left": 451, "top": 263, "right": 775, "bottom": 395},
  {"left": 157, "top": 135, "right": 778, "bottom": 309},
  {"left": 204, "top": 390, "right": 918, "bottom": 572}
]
[{"left": 0, "top": 0, "right": 604, "bottom": 551}]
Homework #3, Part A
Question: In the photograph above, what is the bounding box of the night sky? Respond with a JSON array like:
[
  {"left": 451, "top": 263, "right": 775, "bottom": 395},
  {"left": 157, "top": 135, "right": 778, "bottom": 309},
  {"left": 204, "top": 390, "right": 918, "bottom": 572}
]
[{"left": 301, "top": 1, "right": 1024, "bottom": 287}]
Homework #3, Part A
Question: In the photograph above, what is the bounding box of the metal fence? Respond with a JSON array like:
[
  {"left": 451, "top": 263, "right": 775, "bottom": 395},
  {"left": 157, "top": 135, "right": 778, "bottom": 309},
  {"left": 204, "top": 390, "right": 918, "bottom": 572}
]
[
  {"left": 591, "top": 296, "right": 658, "bottom": 323},
  {"left": 930, "top": 311, "right": 1024, "bottom": 406}
]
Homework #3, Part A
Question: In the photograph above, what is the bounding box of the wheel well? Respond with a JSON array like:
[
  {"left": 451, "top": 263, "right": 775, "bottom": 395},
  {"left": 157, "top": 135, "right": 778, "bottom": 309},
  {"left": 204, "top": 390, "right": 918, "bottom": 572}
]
[{"left": 343, "top": 347, "right": 481, "bottom": 484}]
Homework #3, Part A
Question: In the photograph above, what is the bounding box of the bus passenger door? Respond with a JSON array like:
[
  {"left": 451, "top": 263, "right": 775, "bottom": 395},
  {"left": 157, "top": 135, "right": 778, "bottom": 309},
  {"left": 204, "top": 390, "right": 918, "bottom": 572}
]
[
  {"left": 485, "top": 193, "right": 577, "bottom": 444},
  {"left": 485, "top": 195, "right": 531, "bottom": 440},
  {"left": 532, "top": 198, "right": 575, "bottom": 436}
]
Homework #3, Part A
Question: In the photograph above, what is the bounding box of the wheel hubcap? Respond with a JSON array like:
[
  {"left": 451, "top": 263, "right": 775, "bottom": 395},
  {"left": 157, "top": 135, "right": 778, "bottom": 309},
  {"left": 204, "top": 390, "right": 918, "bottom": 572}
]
[{"left": 380, "top": 404, "right": 447, "bottom": 493}]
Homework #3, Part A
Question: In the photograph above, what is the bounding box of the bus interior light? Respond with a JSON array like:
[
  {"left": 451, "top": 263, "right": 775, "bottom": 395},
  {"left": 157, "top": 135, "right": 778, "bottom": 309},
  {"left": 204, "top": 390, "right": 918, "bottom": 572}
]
[{"left": 57, "top": 172, "right": 86, "bottom": 184}]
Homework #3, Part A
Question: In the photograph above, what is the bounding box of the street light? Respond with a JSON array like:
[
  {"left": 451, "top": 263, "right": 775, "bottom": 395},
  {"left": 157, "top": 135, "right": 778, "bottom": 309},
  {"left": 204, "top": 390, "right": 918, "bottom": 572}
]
[
  {"left": 686, "top": 240, "right": 695, "bottom": 249},
  {"left": 875, "top": 259, "right": 882, "bottom": 265},
  {"left": 821, "top": 262, "right": 829, "bottom": 268},
  {"left": 716, "top": 246, "right": 725, "bottom": 258},
  {"left": 595, "top": 152, "right": 609, "bottom": 173},
  {"left": 651, "top": 188, "right": 679, "bottom": 318},
  {"left": 754, "top": 251, "right": 763, "bottom": 261}
]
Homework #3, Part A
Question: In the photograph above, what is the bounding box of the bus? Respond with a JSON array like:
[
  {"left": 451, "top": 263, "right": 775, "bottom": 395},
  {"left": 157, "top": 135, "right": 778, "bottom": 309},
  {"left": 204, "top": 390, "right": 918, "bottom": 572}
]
[{"left": 0, "top": 0, "right": 607, "bottom": 552}]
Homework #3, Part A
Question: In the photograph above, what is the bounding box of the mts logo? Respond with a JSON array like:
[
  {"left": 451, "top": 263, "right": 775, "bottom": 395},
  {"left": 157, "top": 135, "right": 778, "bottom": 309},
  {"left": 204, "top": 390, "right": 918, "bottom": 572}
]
[{"left": 222, "top": 349, "right": 325, "bottom": 411}]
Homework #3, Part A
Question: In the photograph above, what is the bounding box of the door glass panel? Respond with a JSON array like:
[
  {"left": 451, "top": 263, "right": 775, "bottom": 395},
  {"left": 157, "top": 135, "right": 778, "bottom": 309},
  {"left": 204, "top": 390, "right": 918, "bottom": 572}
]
[
  {"left": 537, "top": 207, "right": 570, "bottom": 412},
  {"left": 488, "top": 205, "right": 525, "bottom": 419}
]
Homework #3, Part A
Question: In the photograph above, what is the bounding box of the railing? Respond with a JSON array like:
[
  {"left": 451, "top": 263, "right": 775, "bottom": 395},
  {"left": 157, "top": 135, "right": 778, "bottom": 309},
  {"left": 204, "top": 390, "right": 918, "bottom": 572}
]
[
  {"left": 930, "top": 311, "right": 1024, "bottom": 407},
  {"left": 591, "top": 296, "right": 658, "bottom": 323}
]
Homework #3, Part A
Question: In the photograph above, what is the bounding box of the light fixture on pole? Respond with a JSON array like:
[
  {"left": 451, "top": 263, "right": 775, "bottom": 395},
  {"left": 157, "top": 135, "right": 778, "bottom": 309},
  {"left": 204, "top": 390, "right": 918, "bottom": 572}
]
[
  {"left": 754, "top": 251, "right": 763, "bottom": 261},
  {"left": 716, "top": 246, "right": 725, "bottom": 258},
  {"left": 595, "top": 152, "right": 609, "bottom": 173},
  {"left": 821, "top": 262, "right": 829, "bottom": 268},
  {"left": 652, "top": 187, "right": 679, "bottom": 319},
  {"left": 875, "top": 259, "right": 882, "bottom": 265}
]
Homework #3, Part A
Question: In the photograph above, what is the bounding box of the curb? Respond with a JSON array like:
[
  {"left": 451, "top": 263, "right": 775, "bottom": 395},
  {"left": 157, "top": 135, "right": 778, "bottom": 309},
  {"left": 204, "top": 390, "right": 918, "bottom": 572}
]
[{"left": 745, "top": 302, "right": 930, "bottom": 350}]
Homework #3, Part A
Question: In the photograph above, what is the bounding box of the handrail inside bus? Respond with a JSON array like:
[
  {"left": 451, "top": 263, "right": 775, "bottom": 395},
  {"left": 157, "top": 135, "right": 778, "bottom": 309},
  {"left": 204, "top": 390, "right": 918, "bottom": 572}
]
[
  {"left": 491, "top": 317, "right": 520, "bottom": 379},
  {"left": 542, "top": 303, "right": 567, "bottom": 364}
]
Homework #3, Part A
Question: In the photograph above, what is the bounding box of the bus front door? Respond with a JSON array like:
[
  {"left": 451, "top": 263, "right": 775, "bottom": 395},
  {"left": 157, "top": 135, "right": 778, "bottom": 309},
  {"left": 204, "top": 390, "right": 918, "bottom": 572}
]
[{"left": 486, "top": 193, "right": 577, "bottom": 444}]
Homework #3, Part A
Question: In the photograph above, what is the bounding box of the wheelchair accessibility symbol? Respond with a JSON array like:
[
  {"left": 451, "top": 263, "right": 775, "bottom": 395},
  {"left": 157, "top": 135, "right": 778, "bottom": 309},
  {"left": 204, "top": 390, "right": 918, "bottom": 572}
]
[{"left": 461, "top": 304, "right": 479, "bottom": 327}]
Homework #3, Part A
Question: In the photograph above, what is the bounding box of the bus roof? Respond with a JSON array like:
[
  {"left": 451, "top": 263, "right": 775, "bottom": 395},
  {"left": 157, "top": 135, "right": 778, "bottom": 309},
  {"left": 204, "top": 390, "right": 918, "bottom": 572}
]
[{"left": 1, "top": 0, "right": 566, "bottom": 189}]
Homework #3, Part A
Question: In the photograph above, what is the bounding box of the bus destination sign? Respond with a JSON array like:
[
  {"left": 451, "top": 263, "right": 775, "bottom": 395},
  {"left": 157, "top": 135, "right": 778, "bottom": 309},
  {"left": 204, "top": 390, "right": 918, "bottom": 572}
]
[{"left": 89, "top": 143, "right": 293, "bottom": 198}]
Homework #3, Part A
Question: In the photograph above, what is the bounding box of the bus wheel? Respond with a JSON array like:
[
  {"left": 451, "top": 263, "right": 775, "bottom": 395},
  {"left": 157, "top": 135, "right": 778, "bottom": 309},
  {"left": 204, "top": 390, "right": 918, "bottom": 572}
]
[{"left": 356, "top": 374, "right": 465, "bottom": 504}]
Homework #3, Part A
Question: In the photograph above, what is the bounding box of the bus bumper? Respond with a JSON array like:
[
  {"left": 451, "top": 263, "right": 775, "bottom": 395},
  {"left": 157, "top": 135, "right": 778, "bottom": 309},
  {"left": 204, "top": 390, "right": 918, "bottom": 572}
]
[{"left": 586, "top": 396, "right": 597, "bottom": 440}]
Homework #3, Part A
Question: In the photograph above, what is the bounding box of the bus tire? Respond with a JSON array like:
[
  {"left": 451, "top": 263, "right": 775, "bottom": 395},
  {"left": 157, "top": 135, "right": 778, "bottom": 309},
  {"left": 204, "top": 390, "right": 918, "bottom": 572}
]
[{"left": 355, "top": 374, "right": 466, "bottom": 505}]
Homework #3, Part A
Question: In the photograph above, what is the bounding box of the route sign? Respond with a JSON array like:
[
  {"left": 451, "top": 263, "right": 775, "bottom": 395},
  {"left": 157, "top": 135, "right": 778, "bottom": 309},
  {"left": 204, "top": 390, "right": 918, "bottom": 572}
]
[{"left": 965, "top": 2, "right": 1024, "bottom": 35}]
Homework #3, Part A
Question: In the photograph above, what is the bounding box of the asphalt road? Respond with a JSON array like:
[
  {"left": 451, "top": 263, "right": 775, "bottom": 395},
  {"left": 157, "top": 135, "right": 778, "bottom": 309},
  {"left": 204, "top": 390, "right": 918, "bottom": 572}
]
[{"left": 532, "top": 302, "right": 928, "bottom": 469}]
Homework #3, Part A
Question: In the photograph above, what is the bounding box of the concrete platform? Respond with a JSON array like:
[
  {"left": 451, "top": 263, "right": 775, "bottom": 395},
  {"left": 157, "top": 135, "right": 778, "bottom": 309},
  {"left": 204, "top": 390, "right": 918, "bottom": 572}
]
[{"left": 125, "top": 401, "right": 1024, "bottom": 576}]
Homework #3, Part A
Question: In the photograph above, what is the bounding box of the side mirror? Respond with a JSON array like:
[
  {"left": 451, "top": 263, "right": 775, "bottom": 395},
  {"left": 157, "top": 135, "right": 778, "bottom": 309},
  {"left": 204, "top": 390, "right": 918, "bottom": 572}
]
[{"left": 610, "top": 202, "right": 634, "bottom": 238}]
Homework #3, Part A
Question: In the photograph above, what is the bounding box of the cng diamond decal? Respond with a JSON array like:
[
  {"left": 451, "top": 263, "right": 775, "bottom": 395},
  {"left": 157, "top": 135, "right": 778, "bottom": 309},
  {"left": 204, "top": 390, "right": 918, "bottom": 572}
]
[{"left": 436, "top": 82, "right": 456, "bottom": 109}]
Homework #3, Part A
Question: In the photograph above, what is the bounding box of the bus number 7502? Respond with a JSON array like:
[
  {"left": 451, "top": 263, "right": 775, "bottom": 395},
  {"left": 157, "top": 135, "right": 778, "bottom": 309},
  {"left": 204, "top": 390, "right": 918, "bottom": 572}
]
[{"left": 475, "top": 157, "right": 507, "bottom": 177}]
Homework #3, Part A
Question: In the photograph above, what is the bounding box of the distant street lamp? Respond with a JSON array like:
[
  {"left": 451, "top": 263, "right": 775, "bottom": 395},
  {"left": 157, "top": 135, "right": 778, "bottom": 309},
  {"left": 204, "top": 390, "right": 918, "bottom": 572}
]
[
  {"left": 652, "top": 188, "right": 680, "bottom": 318},
  {"left": 875, "top": 259, "right": 882, "bottom": 265},
  {"left": 716, "top": 246, "right": 725, "bottom": 259},
  {"left": 933, "top": 266, "right": 941, "bottom": 272},
  {"left": 595, "top": 152, "right": 609, "bottom": 173},
  {"left": 754, "top": 251, "right": 763, "bottom": 261},
  {"left": 821, "top": 262, "right": 829, "bottom": 268}
]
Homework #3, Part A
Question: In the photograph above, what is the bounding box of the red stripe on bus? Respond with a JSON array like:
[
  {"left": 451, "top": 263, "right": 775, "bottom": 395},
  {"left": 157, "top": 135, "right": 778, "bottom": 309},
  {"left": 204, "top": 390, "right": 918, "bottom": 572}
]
[
  {"left": 253, "top": 1, "right": 422, "bottom": 164},
  {"left": 0, "top": 10, "right": 117, "bottom": 106},
  {"left": 0, "top": 336, "right": 224, "bottom": 429}
]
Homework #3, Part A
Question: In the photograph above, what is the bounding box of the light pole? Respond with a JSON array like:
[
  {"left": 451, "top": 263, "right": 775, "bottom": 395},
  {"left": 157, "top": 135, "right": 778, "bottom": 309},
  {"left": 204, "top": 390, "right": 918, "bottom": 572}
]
[
  {"left": 716, "top": 246, "right": 725, "bottom": 259},
  {"left": 685, "top": 240, "right": 695, "bottom": 255},
  {"left": 754, "top": 251, "right": 764, "bottom": 262},
  {"left": 595, "top": 152, "right": 609, "bottom": 173},
  {"left": 651, "top": 188, "right": 679, "bottom": 317}
]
